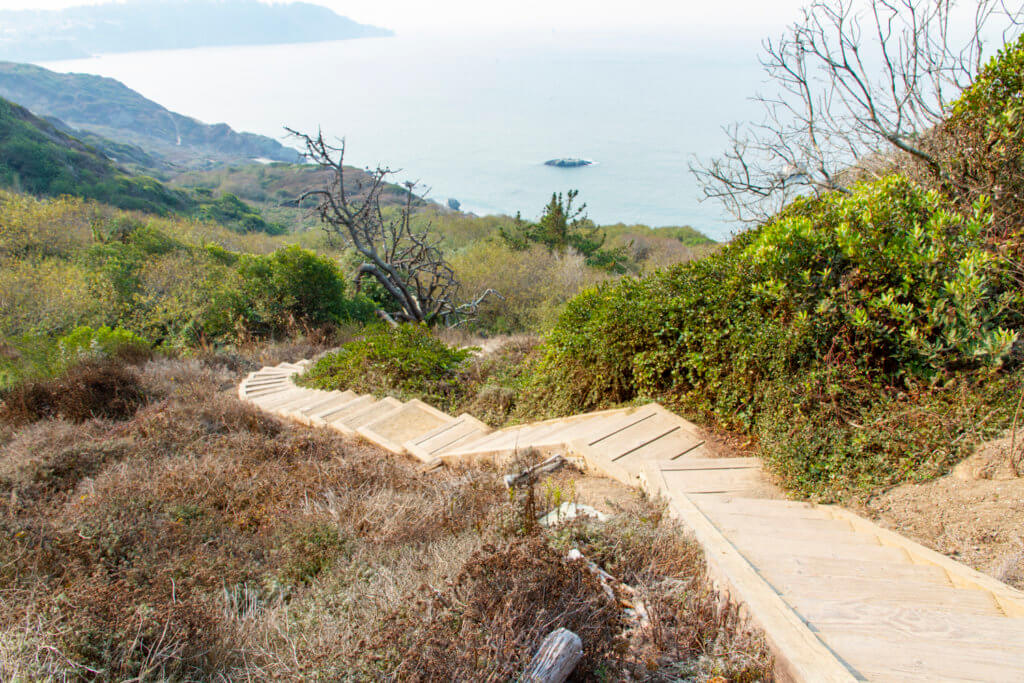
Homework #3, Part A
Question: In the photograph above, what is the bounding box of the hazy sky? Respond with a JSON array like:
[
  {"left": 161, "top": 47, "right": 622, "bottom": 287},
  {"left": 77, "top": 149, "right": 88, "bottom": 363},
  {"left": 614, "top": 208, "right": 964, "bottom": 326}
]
[{"left": 0, "top": 0, "right": 810, "bottom": 34}]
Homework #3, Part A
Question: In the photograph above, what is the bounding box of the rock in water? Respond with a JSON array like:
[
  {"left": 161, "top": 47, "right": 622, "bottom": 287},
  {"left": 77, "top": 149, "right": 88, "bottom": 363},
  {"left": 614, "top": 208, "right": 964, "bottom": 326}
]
[{"left": 544, "top": 158, "right": 592, "bottom": 168}]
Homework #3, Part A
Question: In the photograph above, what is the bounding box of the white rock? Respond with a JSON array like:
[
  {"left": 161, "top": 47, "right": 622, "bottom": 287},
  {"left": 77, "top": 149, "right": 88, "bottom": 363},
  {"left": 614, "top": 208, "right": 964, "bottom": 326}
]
[{"left": 539, "top": 502, "right": 608, "bottom": 527}]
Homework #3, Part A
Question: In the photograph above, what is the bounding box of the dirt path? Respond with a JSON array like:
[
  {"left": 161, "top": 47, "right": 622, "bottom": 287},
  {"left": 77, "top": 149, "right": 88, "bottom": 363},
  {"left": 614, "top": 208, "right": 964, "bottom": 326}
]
[{"left": 860, "top": 433, "right": 1024, "bottom": 590}]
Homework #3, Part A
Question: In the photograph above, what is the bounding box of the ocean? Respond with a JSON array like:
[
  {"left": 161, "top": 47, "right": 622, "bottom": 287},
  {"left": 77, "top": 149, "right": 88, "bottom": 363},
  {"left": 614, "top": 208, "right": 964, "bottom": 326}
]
[{"left": 44, "top": 29, "right": 768, "bottom": 240}]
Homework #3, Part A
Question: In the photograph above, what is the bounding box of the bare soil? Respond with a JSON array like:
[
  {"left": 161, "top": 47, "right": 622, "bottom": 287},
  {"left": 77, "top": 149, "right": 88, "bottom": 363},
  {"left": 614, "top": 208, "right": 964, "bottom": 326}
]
[{"left": 861, "top": 432, "right": 1024, "bottom": 589}]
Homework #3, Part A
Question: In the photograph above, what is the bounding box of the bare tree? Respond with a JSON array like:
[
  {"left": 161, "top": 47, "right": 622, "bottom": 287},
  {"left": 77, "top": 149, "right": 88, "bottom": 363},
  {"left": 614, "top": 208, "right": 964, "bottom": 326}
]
[
  {"left": 289, "top": 129, "right": 499, "bottom": 326},
  {"left": 691, "top": 0, "right": 1024, "bottom": 223}
]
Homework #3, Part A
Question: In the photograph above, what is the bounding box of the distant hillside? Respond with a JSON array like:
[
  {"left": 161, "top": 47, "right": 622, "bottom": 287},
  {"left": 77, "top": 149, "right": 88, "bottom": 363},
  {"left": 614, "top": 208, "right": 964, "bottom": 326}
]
[
  {"left": 0, "top": 96, "right": 289, "bottom": 234},
  {"left": 0, "top": 62, "right": 302, "bottom": 168},
  {"left": 0, "top": 96, "right": 192, "bottom": 215},
  {"left": 0, "top": 0, "right": 392, "bottom": 62}
]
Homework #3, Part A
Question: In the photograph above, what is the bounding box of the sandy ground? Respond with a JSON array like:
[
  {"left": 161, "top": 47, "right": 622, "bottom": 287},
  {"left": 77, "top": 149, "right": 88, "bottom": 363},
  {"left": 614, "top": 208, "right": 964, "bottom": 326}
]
[{"left": 860, "top": 433, "right": 1024, "bottom": 590}]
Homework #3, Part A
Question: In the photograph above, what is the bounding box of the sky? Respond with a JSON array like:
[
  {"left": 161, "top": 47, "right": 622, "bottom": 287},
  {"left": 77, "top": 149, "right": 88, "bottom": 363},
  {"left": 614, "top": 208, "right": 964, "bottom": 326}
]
[{"left": 0, "top": 0, "right": 811, "bottom": 34}]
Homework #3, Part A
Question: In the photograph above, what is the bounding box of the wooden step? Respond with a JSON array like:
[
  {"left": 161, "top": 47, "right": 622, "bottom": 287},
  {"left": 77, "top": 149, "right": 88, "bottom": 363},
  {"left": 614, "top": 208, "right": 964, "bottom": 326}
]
[
  {"left": 255, "top": 366, "right": 297, "bottom": 375},
  {"left": 245, "top": 375, "right": 292, "bottom": 387},
  {"left": 328, "top": 397, "right": 404, "bottom": 436},
  {"left": 827, "top": 507, "right": 1024, "bottom": 617},
  {"left": 309, "top": 395, "right": 375, "bottom": 426},
  {"left": 243, "top": 382, "right": 297, "bottom": 399},
  {"left": 774, "top": 577, "right": 1003, "bottom": 614},
  {"left": 818, "top": 631, "right": 1024, "bottom": 682},
  {"left": 256, "top": 389, "right": 321, "bottom": 411},
  {"left": 752, "top": 555, "right": 953, "bottom": 585},
  {"left": 732, "top": 535, "right": 912, "bottom": 565},
  {"left": 794, "top": 599, "right": 1024, "bottom": 646},
  {"left": 295, "top": 391, "right": 359, "bottom": 425},
  {"left": 441, "top": 407, "right": 642, "bottom": 461},
  {"left": 282, "top": 391, "right": 354, "bottom": 422},
  {"left": 711, "top": 516, "right": 856, "bottom": 539},
  {"left": 406, "top": 414, "right": 492, "bottom": 463},
  {"left": 249, "top": 388, "right": 314, "bottom": 408},
  {"left": 784, "top": 584, "right": 1001, "bottom": 616},
  {"left": 654, "top": 466, "right": 767, "bottom": 496},
  {"left": 691, "top": 495, "right": 837, "bottom": 519},
  {"left": 573, "top": 412, "right": 708, "bottom": 485},
  {"left": 357, "top": 399, "right": 455, "bottom": 454}
]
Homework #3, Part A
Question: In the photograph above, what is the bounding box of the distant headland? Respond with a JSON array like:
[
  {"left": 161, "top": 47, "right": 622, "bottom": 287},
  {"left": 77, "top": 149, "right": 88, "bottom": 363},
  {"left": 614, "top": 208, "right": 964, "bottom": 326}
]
[{"left": 0, "top": 0, "right": 392, "bottom": 63}]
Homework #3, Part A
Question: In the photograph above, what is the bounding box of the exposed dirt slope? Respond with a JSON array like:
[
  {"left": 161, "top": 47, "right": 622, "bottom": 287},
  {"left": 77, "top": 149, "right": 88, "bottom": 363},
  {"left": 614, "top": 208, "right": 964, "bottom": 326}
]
[{"left": 863, "top": 433, "right": 1024, "bottom": 589}]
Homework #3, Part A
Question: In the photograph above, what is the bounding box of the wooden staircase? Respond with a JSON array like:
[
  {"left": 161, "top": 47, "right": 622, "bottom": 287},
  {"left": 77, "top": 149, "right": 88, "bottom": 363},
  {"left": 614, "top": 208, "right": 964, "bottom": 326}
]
[{"left": 239, "top": 362, "right": 1024, "bottom": 681}]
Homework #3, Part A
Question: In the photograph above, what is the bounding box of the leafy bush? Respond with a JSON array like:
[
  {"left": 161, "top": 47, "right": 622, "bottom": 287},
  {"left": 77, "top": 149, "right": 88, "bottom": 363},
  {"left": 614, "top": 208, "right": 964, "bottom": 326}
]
[
  {"left": 57, "top": 325, "right": 150, "bottom": 364},
  {"left": 303, "top": 324, "right": 472, "bottom": 406},
  {"left": 942, "top": 34, "right": 1024, "bottom": 241},
  {"left": 202, "top": 245, "right": 374, "bottom": 340},
  {"left": 756, "top": 366, "right": 1024, "bottom": 498},
  {"left": 743, "top": 177, "right": 1019, "bottom": 378},
  {"left": 199, "top": 192, "right": 287, "bottom": 235},
  {"left": 525, "top": 176, "right": 1024, "bottom": 496}
]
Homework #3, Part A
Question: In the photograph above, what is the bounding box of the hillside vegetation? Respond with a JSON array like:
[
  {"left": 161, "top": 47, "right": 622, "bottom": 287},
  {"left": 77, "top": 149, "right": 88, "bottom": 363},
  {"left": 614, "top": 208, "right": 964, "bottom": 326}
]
[
  {"left": 0, "top": 97, "right": 192, "bottom": 215},
  {"left": 0, "top": 61, "right": 302, "bottom": 167}
]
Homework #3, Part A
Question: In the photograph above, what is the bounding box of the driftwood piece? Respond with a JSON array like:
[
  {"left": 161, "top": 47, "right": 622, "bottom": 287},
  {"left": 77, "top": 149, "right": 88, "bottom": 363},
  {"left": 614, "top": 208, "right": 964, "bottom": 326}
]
[
  {"left": 504, "top": 455, "right": 566, "bottom": 488},
  {"left": 522, "top": 628, "right": 583, "bottom": 683},
  {"left": 567, "top": 549, "right": 650, "bottom": 627}
]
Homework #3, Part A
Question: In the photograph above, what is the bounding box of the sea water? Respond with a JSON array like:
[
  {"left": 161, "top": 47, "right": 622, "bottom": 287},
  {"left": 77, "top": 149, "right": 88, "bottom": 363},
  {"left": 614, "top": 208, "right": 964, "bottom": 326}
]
[{"left": 44, "top": 29, "right": 767, "bottom": 240}]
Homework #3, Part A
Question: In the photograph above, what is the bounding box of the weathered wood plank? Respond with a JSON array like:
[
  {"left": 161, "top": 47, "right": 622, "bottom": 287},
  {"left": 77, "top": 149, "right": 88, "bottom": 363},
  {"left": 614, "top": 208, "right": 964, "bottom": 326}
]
[{"left": 521, "top": 628, "right": 582, "bottom": 683}]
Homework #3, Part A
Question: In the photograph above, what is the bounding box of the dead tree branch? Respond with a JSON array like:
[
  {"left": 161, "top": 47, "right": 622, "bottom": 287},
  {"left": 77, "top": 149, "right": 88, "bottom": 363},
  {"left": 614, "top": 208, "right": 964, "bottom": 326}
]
[
  {"left": 288, "top": 128, "right": 500, "bottom": 326},
  {"left": 691, "top": 0, "right": 1024, "bottom": 223}
]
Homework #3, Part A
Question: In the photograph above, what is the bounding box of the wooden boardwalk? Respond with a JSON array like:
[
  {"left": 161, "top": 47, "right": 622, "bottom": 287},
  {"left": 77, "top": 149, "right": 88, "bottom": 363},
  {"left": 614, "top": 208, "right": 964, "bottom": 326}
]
[{"left": 240, "top": 362, "right": 1024, "bottom": 682}]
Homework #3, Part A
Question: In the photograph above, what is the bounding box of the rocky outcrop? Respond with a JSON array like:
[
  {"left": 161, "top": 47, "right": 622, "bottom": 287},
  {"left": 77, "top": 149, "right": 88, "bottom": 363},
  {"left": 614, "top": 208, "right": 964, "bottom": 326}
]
[{"left": 544, "top": 158, "right": 593, "bottom": 168}]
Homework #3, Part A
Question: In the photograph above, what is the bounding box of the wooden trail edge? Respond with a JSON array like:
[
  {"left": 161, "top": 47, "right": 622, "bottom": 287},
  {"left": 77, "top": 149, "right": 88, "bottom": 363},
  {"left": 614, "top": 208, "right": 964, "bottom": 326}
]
[{"left": 643, "top": 463, "right": 859, "bottom": 683}]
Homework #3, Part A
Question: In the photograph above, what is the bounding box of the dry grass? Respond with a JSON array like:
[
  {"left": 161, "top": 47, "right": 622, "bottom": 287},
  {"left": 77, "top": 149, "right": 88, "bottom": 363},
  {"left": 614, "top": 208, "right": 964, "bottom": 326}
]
[
  {"left": 0, "top": 355, "right": 769, "bottom": 681},
  {"left": 0, "top": 358, "right": 149, "bottom": 426}
]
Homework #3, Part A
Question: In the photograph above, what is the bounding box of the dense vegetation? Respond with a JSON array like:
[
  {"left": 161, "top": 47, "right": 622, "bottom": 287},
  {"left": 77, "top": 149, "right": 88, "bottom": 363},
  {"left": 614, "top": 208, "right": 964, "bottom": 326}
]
[
  {"left": 0, "top": 190, "right": 374, "bottom": 386},
  {"left": 520, "top": 39, "right": 1024, "bottom": 499},
  {"left": 0, "top": 97, "right": 192, "bottom": 215}
]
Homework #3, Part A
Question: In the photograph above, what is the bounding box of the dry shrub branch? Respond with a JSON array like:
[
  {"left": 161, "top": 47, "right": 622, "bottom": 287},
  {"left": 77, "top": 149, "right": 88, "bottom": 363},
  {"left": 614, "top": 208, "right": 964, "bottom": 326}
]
[{"left": 0, "top": 356, "right": 769, "bottom": 680}]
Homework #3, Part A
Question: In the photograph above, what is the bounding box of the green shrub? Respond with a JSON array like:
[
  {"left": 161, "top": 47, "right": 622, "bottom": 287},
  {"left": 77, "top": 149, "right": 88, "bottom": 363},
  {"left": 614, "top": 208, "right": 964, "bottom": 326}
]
[
  {"left": 57, "top": 325, "right": 150, "bottom": 364},
  {"left": 199, "top": 192, "right": 286, "bottom": 235},
  {"left": 944, "top": 34, "right": 1024, "bottom": 241},
  {"left": 520, "top": 228, "right": 786, "bottom": 427},
  {"left": 202, "top": 245, "right": 374, "bottom": 341},
  {"left": 525, "top": 176, "right": 1024, "bottom": 497},
  {"left": 303, "top": 324, "right": 472, "bottom": 407},
  {"left": 743, "top": 177, "right": 1019, "bottom": 378}
]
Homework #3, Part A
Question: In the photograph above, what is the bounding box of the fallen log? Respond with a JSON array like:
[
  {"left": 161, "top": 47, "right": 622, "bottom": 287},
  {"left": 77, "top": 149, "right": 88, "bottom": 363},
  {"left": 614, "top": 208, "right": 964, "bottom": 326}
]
[
  {"left": 521, "top": 628, "right": 583, "bottom": 683},
  {"left": 504, "top": 454, "right": 566, "bottom": 488}
]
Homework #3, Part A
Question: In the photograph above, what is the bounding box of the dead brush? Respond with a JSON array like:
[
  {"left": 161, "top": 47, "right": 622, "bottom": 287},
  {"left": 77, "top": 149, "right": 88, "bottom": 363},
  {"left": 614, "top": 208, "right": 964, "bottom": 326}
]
[
  {"left": 0, "top": 354, "right": 770, "bottom": 680},
  {"left": 0, "top": 358, "right": 148, "bottom": 426},
  {"left": 373, "top": 534, "right": 626, "bottom": 681}
]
